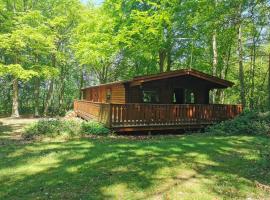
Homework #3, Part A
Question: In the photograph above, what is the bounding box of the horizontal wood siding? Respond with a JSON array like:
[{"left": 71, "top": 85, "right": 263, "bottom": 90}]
[
  {"left": 82, "top": 84, "right": 126, "bottom": 104},
  {"left": 111, "top": 84, "right": 126, "bottom": 104}
]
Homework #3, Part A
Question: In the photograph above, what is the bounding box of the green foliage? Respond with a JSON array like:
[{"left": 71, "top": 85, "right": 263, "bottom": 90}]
[
  {"left": 206, "top": 111, "right": 270, "bottom": 135},
  {"left": 0, "top": 64, "right": 38, "bottom": 81},
  {"left": 0, "top": 0, "right": 83, "bottom": 116},
  {"left": 23, "top": 118, "right": 110, "bottom": 139},
  {"left": 81, "top": 121, "right": 110, "bottom": 135},
  {"left": 1, "top": 0, "right": 270, "bottom": 116},
  {"left": 72, "top": 7, "right": 118, "bottom": 83},
  {"left": 23, "top": 119, "right": 82, "bottom": 139}
]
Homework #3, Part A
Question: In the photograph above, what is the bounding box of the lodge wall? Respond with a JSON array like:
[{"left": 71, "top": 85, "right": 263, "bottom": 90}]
[
  {"left": 126, "top": 76, "right": 211, "bottom": 104},
  {"left": 82, "top": 76, "right": 219, "bottom": 104},
  {"left": 82, "top": 83, "right": 126, "bottom": 104}
]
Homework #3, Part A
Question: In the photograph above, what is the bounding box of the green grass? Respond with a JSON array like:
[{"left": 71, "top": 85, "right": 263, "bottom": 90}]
[{"left": 1, "top": 121, "right": 270, "bottom": 199}]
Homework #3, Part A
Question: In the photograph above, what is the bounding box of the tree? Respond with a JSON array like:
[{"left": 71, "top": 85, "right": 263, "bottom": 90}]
[
  {"left": 0, "top": 0, "right": 81, "bottom": 117},
  {"left": 73, "top": 7, "right": 118, "bottom": 83},
  {"left": 105, "top": 0, "right": 177, "bottom": 73},
  {"left": 1, "top": 0, "right": 270, "bottom": 116}
]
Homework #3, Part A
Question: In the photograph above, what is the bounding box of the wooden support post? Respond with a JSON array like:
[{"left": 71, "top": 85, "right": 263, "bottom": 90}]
[{"left": 108, "top": 103, "right": 112, "bottom": 128}]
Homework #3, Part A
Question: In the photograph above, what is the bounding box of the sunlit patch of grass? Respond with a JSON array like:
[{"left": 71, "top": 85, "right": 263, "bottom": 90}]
[{"left": 0, "top": 134, "right": 270, "bottom": 199}]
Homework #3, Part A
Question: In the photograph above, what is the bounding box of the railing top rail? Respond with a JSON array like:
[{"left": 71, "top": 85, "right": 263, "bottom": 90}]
[
  {"left": 75, "top": 100, "right": 242, "bottom": 107},
  {"left": 110, "top": 103, "right": 242, "bottom": 107},
  {"left": 74, "top": 99, "right": 110, "bottom": 105}
]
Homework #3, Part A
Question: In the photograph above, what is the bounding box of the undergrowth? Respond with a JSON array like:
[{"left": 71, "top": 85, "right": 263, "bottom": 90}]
[
  {"left": 206, "top": 110, "right": 270, "bottom": 135},
  {"left": 23, "top": 118, "right": 110, "bottom": 139}
]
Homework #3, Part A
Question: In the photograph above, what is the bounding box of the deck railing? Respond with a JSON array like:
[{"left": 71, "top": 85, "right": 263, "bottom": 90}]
[
  {"left": 74, "top": 100, "right": 111, "bottom": 126},
  {"left": 74, "top": 100, "right": 243, "bottom": 129}
]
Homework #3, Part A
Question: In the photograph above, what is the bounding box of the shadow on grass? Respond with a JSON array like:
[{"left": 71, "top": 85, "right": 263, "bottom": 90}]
[
  {"left": 0, "top": 118, "right": 38, "bottom": 145},
  {"left": 0, "top": 124, "right": 12, "bottom": 133},
  {"left": 0, "top": 135, "right": 270, "bottom": 199},
  {"left": 0, "top": 123, "right": 13, "bottom": 140},
  {"left": 0, "top": 122, "right": 24, "bottom": 145}
]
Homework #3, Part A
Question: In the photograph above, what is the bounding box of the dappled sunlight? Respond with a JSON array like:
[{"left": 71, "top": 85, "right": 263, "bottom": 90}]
[
  {"left": 1, "top": 134, "right": 270, "bottom": 199},
  {"left": 0, "top": 155, "right": 61, "bottom": 184}
]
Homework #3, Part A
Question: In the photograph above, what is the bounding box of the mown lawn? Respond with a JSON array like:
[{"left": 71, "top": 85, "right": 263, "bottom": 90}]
[{"left": 0, "top": 119, "right": 270, "bottom": 199}]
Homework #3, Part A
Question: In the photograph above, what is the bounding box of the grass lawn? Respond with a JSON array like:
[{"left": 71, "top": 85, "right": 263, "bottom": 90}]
[{"left": 0, "top": 118, "right": 270, "bottom": 199}]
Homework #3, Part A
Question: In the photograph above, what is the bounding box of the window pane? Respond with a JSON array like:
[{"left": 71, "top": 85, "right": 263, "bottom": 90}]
[{"left": 143, "top": 90, "right": 159, "bottom": 103}]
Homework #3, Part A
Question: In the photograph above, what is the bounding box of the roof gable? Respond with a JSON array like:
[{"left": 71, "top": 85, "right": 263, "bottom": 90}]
[
  {"left": 130, "top": 69, "right": 233, "bottom": 88},
  {"left": 81, "top": 69, "right": 234, "bottom": 90}
]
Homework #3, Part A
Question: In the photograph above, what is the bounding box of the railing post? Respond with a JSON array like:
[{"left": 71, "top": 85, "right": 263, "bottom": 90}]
[
  {"left": 108, "top": 103, "right": 112, "bottom": 128},
  {"left": 74, "top": 100, "right": 77, "bottom": 114},
  {"left": 73, "top": 101, "right": 243, "bottom": 129}
]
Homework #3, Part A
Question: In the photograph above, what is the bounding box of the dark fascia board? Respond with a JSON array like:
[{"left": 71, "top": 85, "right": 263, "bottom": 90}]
[
  {"left": 81, "top": 80, "right": 130, "bottom": 91},
  {"left": 81, "top": 69, "right": 234, "bottom": 90},
  {"left": 129, "top": 69, "right": 234, "bottom": 88}
]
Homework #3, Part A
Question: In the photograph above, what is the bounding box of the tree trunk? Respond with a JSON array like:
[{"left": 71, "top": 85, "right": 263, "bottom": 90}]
[
  {"left": 250, "top": 41, "right": 256, "bottom": 109},
  {"left": 44, "top": 79, "right": 54, "bottom": 116},
  {"left": 44, "top": 53, "right": 56, "bottom": 116},
  {"left": 237, "top": 23, "right": 246, "bottom": 107},
  {"left": 268, "top": 54, "right": 270, "bottom": 109},
  {"left": 11, "top": 78, "right": 19, "bottom": 118},
  {"left": 219, "top": 45, "right": 231, "bottom": 103},
  {"left": 212, "top": 29, "right": 218, "bottom": 103},
  {"left": 79, "top": 68, "right": 84, "bottom": 99},
  {"left": 166, "top": 48, "right": 172, "bottom": 72},
  {"left": 34, "top": 78, "right": 40, "bottom": 117},
  {"left": 58, "top": 65, "right": 65, "bottom": 114},
  {"left": 159, "top": 49, "right": 166, "bottom": 73}
]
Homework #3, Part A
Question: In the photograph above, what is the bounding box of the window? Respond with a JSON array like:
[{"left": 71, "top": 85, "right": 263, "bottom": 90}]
[
  {"left": 106, "top": 88, "right": 111, "bottom": 102},
  {"left": 185, "top": 89, "right": 195, "bottom": 104},
  {"left": 173, "top": 88, "right": 184, "bottom": 104},
  {"left": 143, "top": 90, "right": 159, "bottom": 103}
]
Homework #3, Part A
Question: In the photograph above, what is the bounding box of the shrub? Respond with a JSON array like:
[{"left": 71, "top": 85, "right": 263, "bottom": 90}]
[
  {"left": 23, "top": 119, "right": 82, "bottom": 139},
  {"left": 81, "top": 121, "right": 110, "bottom": 135},
  {"left": 23, "top": 118, "right": 110, "bottom": 139},
  {"left": 206, "top": 110, "right": 270, "bottom": 135}
]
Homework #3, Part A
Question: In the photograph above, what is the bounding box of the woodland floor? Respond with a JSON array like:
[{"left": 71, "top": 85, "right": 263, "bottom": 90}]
[{"left": 0, "top": 118, "right": 270, "bottom": 200}]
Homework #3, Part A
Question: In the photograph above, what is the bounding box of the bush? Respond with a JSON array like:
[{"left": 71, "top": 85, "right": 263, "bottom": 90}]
[
  {"left": 23, "top": 118, "right": 110, "bottom": 139},
  {"left": 81, "top": 121, "right": 110, "bottom": 135},
  {"left": 23, "top": 119, "right": 82, "bottom": 139},
  {"left": 206, "top": 110, "right": 270, "bottom": 135}
]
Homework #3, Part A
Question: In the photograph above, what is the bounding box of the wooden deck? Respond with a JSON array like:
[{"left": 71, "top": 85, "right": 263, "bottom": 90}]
[{"left": 74, "top": 100, "right": 243, "bottom": 131}]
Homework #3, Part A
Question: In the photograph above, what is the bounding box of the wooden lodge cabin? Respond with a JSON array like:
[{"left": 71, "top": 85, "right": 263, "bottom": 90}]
[{"left": 74, "top": 69, "right": 242, "bottom": 131}]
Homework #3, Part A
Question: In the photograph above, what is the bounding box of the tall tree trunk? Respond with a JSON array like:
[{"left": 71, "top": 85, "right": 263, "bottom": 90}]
[
  {"left": 268, "top": 54, "right": 270, "bottom": 109},
  {"left": 11, "top": 78, "right": 19, "bottom": 118},
  {"left": 79, "top": 68, "right": 84, "bottom": 99},
  {"left": 166, "top": 48, "right": 172, "bottom": 72},
  {"left": 159, "top": 49, "right": 166, "bottom": 73},
  {"left": 34, "top": 78, "right": 40, "bottom": 117},
  {"left": 250, "top": 41, "right": 256, "bottom": 109},
  {"left": 59, "top": 65, "right": 65, "bottom": 114},
  {"left": 99, "top": 66, "right": 108, "bottom": 84},
  {"left": 212, "top": 29, "right": 218, "bottom": 103},
  {"left": 237, "top": 22, "right": 246, "bottom": 107},
  {"left": 219, "top": 45, "right": 231, "bottom": 103},
  {"left": 44, "top": 80, "right": 54, "bottom": 116},
  {"left": 44, "top": 53, "right": 56, "bottom": 116}
]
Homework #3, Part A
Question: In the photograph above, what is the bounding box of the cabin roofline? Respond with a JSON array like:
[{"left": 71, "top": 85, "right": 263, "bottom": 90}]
[
  {"left": 81, "top": 80, "right": 130, "bottom": 91},
  {"left": 131, "top": 69, "right": 233, "bottom": 88},
  {"left": 81, "top": 68, "right": 234, "bottom": 91}
]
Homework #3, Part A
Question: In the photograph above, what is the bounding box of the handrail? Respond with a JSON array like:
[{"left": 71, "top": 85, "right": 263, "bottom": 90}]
[
  {"left": 75, "top": 99, "right": 241, "bottom": 107},
  {"left": 74, "top": 100, "right": 243, "bottom": 129}
]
